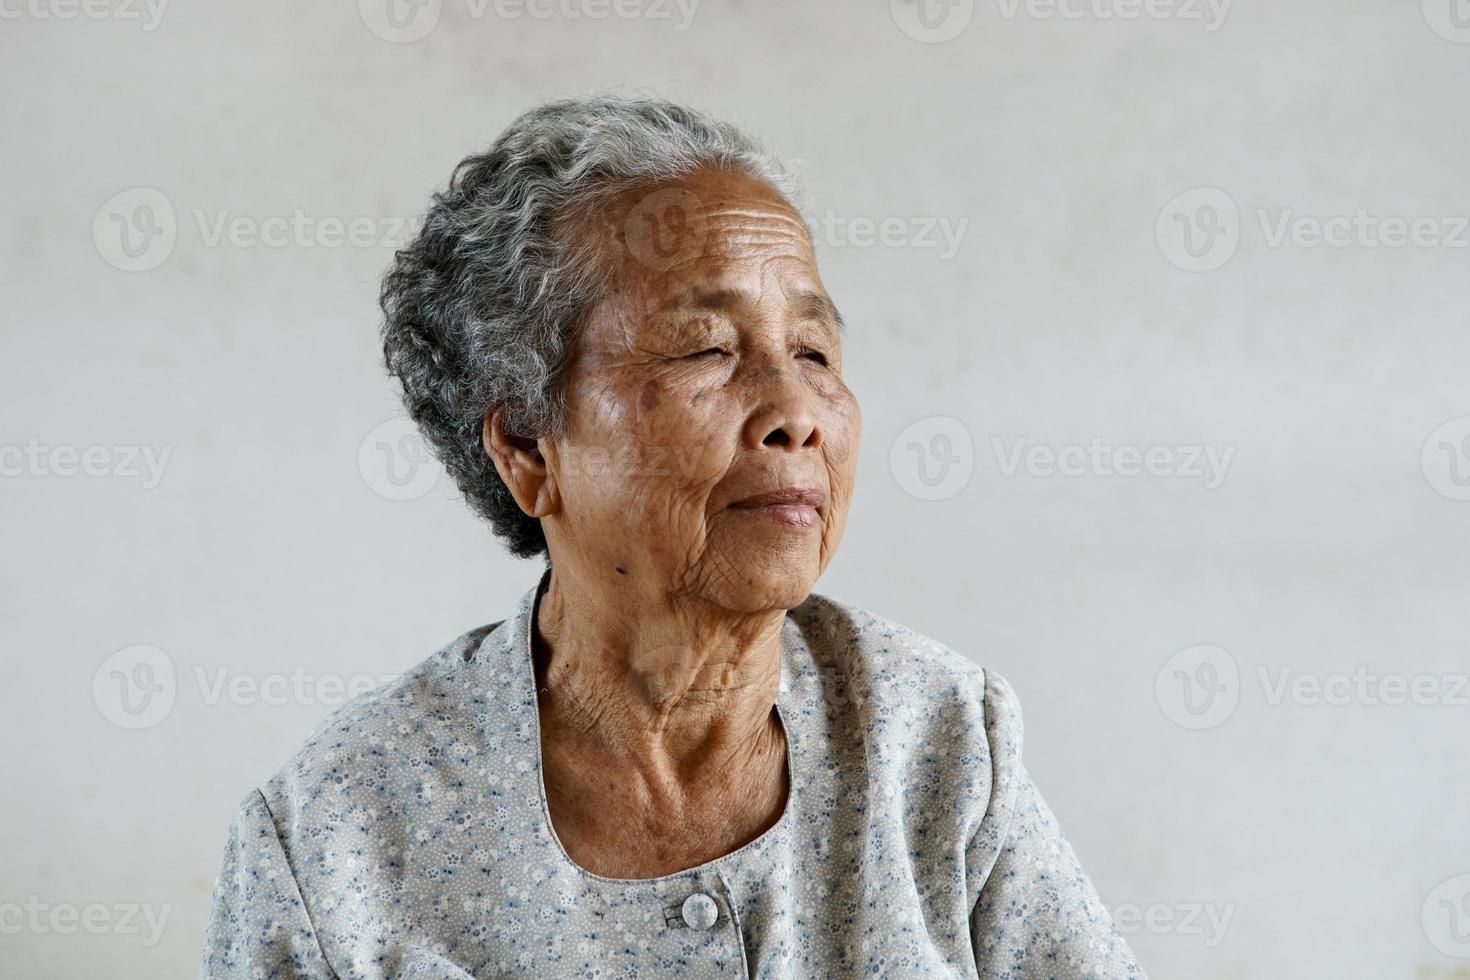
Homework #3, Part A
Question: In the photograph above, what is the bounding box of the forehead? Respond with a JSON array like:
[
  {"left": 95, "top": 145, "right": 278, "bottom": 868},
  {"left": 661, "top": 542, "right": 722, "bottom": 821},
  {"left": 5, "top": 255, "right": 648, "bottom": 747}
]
[{"left": 580, "top": 168, "right": 823, "bottom": 304}]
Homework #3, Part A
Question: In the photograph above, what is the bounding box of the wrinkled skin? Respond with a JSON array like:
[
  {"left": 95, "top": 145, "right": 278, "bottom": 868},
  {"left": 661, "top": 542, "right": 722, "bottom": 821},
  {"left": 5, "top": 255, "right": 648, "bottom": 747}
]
[{"left": 483, "top": 167, "right": 860, "bottom": 878}]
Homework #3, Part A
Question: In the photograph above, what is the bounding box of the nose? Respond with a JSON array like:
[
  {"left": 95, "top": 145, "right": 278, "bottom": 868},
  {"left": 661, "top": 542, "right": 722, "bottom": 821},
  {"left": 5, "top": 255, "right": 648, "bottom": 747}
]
[{"left": 741, "top": 359, "right": 822, "bottom": 452}]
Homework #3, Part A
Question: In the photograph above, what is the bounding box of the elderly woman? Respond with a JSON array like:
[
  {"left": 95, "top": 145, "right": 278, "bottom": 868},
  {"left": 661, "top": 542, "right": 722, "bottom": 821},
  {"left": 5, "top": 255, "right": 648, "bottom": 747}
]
[{"left": 201, "top": 96, "right": 1144, "bottom": 979}]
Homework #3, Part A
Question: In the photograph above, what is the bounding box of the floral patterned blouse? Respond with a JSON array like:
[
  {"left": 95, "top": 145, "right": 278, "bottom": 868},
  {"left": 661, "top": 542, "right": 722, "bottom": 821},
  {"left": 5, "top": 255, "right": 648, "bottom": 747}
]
[{"left": 200, "top": 568, "right": 1146, "bottom": 978}]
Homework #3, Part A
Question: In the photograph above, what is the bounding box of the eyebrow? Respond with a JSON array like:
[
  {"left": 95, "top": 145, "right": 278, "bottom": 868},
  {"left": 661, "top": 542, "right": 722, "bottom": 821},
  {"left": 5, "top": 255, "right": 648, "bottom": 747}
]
[
  {"left": 656, "top": 286, "right": 846, "bottom": 333},
  {"left": 792, "top": 289, "right": 846, "bottom": 333}
]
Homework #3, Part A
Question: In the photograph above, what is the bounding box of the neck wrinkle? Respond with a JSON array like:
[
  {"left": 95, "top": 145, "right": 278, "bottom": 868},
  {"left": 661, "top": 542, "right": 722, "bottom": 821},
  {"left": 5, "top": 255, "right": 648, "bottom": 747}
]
[{"left": 531, "top": 566, "right": 788, "bottom": 773}]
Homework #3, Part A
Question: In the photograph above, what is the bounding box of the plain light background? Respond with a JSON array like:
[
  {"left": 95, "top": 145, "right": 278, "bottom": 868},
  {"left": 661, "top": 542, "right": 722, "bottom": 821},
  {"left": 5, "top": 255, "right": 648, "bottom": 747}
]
[{"left": 3, "top": 0, "right": 1468, "bottom": 976}]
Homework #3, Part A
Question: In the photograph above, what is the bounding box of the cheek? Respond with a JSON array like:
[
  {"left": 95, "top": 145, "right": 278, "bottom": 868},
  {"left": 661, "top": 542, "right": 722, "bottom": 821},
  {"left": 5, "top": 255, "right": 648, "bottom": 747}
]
[
  {"left": 565, "top": 371, "right": 734, "bottom": 515},
  {"left": 631, "top": 375, "right": 736, "bottom": 488},
  {"left": 820, "top": 384, "right": 862, "bottom": 475}
]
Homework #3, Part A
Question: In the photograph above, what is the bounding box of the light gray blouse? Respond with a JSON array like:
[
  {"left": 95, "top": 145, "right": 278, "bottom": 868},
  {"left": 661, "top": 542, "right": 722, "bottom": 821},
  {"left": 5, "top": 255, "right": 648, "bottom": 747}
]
[{"left": 201, "top": 569, "right": 1145, "bottom": 978}]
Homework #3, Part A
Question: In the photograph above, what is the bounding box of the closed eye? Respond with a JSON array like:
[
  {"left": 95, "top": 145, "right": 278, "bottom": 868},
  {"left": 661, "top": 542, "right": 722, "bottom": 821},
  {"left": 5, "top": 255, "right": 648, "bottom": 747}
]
[
  {"left": 797, "top": 348, "right": 829, "bottom": 366},
  {"left": 690, "top": 347, "right": 730, "bottom": 358}
]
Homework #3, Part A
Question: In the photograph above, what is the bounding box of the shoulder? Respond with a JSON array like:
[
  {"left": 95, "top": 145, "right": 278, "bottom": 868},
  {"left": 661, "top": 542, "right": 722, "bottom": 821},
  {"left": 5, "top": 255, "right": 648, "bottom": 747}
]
[
  {"left": 788, "top": 590, "right": 1025, "bottom": 756},
  {"left": 786, "top": 591, "right": 1032, "bottom": 858},
  {"left": 250, "top": 620, "right": 503, "bottom": 816}
]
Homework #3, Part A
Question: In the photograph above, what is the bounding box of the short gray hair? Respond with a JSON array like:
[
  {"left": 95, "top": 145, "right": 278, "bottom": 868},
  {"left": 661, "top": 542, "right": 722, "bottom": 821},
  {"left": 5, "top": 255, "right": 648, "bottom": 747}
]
[{"left": 379, "top": 94, "right": 805, "bottom": 560}]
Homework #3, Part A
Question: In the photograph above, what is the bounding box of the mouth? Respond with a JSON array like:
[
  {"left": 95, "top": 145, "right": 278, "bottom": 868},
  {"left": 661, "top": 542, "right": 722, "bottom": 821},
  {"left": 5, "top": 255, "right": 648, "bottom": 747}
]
[{"left": 727, "top": 486, "right": 826, "bottom": 528}]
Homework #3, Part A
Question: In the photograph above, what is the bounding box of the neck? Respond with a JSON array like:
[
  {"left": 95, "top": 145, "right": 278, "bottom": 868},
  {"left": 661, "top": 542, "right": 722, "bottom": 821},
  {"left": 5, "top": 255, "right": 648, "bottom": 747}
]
[{"left": 530, "top": 563, "right": 786, "bottom": 774}]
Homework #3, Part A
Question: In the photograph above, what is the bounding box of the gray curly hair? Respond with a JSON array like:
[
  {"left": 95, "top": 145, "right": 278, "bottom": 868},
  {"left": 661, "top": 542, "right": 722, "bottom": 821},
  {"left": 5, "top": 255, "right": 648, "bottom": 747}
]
[{"left": 379, "top": 94, "right": 807, "bottom": 560}]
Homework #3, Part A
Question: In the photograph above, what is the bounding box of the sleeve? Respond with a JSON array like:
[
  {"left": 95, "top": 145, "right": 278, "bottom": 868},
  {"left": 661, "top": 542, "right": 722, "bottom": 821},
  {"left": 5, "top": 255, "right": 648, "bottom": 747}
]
[
  {"left": 199, "top": 789, "right": 338, "bottom": 980},
  {"left": 968, "top": 671, "right": 1147, "bottom": 979}
]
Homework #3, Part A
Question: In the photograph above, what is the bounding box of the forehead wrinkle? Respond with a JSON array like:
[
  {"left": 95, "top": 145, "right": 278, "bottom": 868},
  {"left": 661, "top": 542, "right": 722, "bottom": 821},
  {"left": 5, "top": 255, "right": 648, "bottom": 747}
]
[
  {"left": 702, "top": 206, "right": 811, "bottom": 251},
  {"left": 702, "top": 203, "right": 806, "bottom": 226},
  {"left": 703, "top": 231, "right": 812, "bottom": 260}
]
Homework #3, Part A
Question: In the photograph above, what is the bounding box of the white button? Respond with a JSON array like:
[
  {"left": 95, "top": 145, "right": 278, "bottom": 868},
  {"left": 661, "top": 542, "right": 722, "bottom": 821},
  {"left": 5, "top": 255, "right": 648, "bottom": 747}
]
[{"left": 681, "top": 892, "right": 718, "bottom": 930}]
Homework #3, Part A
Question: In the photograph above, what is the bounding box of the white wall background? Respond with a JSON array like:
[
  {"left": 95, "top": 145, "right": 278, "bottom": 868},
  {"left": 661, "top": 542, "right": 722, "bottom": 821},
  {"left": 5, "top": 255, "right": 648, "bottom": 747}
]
[{"left": 2, "top": 1, "right": 1467, "bottom": 976}]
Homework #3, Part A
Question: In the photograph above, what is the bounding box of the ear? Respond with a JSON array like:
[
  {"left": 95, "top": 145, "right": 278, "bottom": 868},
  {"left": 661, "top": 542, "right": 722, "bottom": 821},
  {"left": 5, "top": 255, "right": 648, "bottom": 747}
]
[{"left": 483, "top": 404, "right": 558, "bottom": 519}]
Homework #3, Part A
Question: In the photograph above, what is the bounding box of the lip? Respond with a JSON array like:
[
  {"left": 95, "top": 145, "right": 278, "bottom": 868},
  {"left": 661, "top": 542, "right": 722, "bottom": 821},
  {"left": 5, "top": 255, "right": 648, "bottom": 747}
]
[
  {"left": 727, "top": 486, "right": 826, "bottom": 528},
  {"left": 728, "top": 486, "right": 827, "bottom": 509}
]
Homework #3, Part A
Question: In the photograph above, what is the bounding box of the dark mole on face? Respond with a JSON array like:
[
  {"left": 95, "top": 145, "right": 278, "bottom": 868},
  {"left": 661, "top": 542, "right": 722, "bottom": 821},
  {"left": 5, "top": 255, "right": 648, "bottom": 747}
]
[
  {"left": 639, "top": 378, "right": 663, "bottom": 412},
  {"left": 615, "top": 565, "right": 626, "bottom": 575}
]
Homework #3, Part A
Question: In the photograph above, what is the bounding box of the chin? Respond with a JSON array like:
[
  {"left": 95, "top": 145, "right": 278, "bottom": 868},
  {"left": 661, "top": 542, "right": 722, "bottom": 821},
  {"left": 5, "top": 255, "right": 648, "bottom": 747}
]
[{"left": 719, "top": 558, "right": 821, "bottom": 613}]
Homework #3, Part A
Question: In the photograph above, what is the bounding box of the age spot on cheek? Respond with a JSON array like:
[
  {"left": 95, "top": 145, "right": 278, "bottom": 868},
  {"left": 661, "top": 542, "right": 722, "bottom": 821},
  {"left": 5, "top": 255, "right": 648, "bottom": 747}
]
[{"left": 640, "top": 379, "right": 664, "bottom": 413}]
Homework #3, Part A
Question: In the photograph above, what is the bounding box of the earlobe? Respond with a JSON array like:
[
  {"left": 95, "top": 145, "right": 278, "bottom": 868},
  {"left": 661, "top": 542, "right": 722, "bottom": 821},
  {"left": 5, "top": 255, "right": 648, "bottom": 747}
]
[{"left": 483, "top": 405, "right": 556, "bottom": 519}]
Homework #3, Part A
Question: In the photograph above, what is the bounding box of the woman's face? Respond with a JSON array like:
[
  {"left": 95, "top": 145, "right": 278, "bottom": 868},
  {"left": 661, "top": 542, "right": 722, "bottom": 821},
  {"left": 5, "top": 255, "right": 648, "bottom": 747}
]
[{"left": 542, "top": 167, "right": 861, "bottom": 613}]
